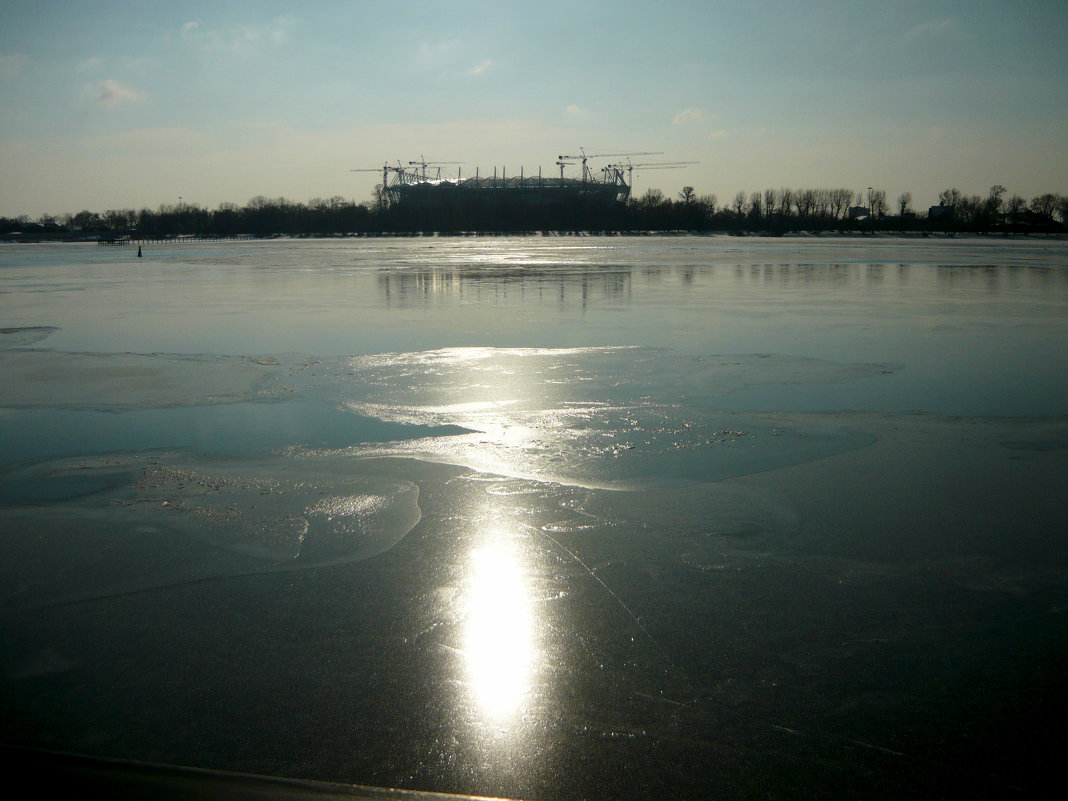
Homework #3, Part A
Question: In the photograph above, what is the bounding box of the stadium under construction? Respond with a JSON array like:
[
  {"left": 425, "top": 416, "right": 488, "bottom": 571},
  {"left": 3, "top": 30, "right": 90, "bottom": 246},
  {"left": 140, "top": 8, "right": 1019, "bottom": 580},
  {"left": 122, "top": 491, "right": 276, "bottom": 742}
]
[
  {"left": 351, "top": 150, "right": 693, "bottom": 231},
  {"left": 355, "top": 151, "right": 690, "bottom": 209}
]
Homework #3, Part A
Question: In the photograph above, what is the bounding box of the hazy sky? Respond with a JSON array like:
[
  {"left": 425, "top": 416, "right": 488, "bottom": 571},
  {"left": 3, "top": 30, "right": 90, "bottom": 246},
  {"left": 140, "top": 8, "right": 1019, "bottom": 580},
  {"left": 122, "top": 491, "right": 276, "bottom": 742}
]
[{"left": 1, "top": 0, "right": 1065, "bottom": 216}]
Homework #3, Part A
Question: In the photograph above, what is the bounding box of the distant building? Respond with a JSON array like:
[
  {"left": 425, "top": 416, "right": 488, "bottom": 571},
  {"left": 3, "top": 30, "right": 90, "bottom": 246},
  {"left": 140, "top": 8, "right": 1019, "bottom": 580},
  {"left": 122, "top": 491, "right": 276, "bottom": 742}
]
[
  {"left": 374, "top": 156, "right": 632, "bottom": 210},
  {"left": 848, "top": 206, "right": 870, "bottom": 220},
  {"left": 928, "top": 204, "right": 954, "bottom": 219}
]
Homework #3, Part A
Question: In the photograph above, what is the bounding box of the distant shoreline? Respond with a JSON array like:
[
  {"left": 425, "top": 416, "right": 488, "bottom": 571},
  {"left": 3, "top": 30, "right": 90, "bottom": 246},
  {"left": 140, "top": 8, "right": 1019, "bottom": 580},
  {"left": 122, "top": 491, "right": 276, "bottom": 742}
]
[{"left": 3, "top": 230, "right": 1066, "bottom": 244}]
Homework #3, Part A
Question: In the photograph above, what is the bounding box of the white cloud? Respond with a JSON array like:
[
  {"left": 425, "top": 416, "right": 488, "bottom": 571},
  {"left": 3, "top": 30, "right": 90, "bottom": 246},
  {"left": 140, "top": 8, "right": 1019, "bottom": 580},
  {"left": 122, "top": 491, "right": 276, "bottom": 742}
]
[
  {"left": 180, "top": 17, "right": 293, "bottom": 53},
  {"left": 241, "top": 17, "right": 294, "bottom": 46},
  {"left": 95, "top": 79, "right": 145, "bottom": 108},
  {"left": 181, "top": 20, "right": 223, "bottom": 50},
  {"left": 0, "top": 53, "right": 29, "bottom": 81},
  {"left": 417, "top": 39, "right": 463, "bottom": 68},
  {"left": 903, "top": 18, "right": 960, "bottom": 44},
  {"left": 565, "top": 104, "right": 589, "bottom": 116},
  {"left": 76, "top": 56, "right": 103, "bottom": 74},
  {"left": 672, "top": 108, "right": 704, "bottom": 126},
  {"left": 466, "top": 59, "right": 493, "bottom": 76}
]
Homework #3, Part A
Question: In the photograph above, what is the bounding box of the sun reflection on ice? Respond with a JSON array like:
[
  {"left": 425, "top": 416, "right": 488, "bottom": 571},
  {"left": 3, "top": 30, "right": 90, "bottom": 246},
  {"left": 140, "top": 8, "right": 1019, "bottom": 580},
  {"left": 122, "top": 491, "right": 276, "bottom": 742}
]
[{"left": 463, "top": 534, "right": 535, "bottom": 722}]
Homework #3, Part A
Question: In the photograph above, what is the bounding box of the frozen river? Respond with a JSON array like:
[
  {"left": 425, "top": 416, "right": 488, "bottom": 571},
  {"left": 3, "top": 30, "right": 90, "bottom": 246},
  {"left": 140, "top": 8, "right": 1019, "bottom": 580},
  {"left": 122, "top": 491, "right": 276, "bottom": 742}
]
[{"left": 2, "top": 236, "right": 1067, "bottom": 798}]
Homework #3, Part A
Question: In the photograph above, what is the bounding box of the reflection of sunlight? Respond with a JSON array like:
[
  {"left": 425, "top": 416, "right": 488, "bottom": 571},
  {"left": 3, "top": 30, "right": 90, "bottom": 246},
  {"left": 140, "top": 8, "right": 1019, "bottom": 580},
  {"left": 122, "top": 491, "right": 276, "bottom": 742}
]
[{"left": 464, "top": 536, "right": 534, "bottom": 721}]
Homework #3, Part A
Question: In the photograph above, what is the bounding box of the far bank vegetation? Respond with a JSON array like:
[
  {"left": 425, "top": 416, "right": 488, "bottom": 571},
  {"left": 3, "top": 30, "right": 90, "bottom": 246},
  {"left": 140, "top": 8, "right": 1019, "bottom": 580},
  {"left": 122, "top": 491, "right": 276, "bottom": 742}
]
[{"left": 3, "top": 185, "right": 1066, "bottom": 240}]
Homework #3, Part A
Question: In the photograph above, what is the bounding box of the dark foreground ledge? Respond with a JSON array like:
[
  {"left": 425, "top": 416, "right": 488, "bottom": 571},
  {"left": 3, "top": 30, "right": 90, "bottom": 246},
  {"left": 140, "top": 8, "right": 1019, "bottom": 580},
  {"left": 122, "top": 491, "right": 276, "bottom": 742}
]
[{"left": 0, "top": 746, "right": 523, "bottom": 801}]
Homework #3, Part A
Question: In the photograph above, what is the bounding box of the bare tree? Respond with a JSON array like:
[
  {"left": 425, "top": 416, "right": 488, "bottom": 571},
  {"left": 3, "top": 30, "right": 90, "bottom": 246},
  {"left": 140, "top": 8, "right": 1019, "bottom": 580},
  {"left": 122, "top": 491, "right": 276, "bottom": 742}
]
[
  {"left": 829, "top": 189, "right": 852, "bottom": 219},
  {"left": 958, "top": 194, "right": 984, "bottom": 226},
  {"left": 778, "top": 188, "right": 794, "bottom": 216},
  {"left": 678, "top": 186, "right": 696, "bottom": 204},
  {"left": 986, "top": 184, "right": 1007, "bottom": 216},
  {"left": 814, "top": 189, "right": 831, "bottom": 218},
  {"left": 1029, "top": 193, "right": 1059, "bottom": 220},
  {"left": 1006, "top": 194, "right": 1027, "bottom": 225},
  {"left": 748, "top": 192, "right": 763, "bottom": 220},
  {"left": 897, "top": 192, "right": 913, "bottom": 216},
  {"left": 104, "top": 208, "right": 136, "bottom": 231},
  {"left": 870, "top": 189, "right": 888, "bottom": 218},
  {"left": 641, "top": 188, "right": 666, "bottom": 207},
  {"left": 72, "top": 210, "right": 101, "bottom": 230},
  {"left": 759, "top": 189, "right": 773, "bottom": 218},
  {"left": 795, "top": 188, "right": 817, "bottom": 219},
  {"left": 373, "top": 183, "right": 388, "bottom": 210},
  {"left": 938, "top": 188, "right": 963, "bottom": 208}
]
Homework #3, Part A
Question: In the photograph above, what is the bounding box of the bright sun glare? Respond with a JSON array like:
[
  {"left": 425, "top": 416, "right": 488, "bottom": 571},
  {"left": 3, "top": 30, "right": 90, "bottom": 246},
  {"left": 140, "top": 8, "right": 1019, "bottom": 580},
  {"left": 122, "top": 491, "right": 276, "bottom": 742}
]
[{"left": 464, "top": 536, "right": 534, "bottom": 721}]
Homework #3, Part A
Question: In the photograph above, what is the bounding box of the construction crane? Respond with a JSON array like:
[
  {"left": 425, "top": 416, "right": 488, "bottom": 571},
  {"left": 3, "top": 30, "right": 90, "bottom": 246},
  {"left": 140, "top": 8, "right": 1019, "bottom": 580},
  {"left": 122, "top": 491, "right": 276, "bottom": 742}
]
[
  {"left": 407, "top": 156, "right": 464, "bottom": 181},
  {"left": 350, "top": 161, "right": 409, "bottom": 192},
  {"left": 555, "top": 148, "right": 663, "bottom": 185},
  {"left": 604, "top": 160, "right": 699, "bottom": 193}
]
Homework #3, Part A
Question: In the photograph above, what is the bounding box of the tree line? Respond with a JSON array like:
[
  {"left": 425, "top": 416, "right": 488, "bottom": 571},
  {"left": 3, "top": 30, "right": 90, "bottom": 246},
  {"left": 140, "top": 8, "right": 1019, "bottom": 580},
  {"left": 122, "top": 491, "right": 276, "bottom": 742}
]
[
  {"left": 3, "top": 185, "right": 1065, "bottom": 239},
  {"left": 1, "top": 196, "right": 376, "bottom": 240},
  {"left": 641, "top": 184, "right": 1067, "bottom": 235}
]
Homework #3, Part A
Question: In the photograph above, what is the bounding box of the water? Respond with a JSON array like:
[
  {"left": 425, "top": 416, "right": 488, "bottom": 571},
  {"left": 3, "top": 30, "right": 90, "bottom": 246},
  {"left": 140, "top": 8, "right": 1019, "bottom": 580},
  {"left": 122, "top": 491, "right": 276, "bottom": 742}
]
[{"left": 1, "top": 236, "right": 1067, "bottom": 798}]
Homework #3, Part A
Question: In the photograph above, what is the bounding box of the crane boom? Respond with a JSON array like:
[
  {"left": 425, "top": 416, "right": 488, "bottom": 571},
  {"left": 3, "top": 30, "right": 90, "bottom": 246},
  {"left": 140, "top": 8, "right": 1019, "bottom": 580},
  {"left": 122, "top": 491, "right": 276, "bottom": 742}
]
[
  {"left": 555, "top": 149, "right": 665, "bottom": 184},
  {"left": 600, "top": 160, "right": 699, "bottom": 194},
  {"left": 408, "top": 156, "right": 464, "bottom": 180}
]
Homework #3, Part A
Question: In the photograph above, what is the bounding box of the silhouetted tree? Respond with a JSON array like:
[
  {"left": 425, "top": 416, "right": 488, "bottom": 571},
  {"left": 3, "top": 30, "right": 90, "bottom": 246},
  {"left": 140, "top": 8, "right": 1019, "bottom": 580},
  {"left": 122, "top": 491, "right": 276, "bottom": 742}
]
[
  {"left": 1029, "top": 193, "right": 1059, "bottom": 220},
  {"left": 731, "top": 191, "right": 746, "bottom": 217},
  {"left": 938, "top": 188, "right": 963, "bottom": 208},
  {"left": 764, "top": 188, "right": 777, "bottom": 219},
  {"left": 1006, "top": 194, "right": 1027, "bottom": 227},
  {"left": 870, "top": 189, "right": 888, "bottom": 218},
  {"left": 830, "top": 189, "right": 853, "bottom": 219},
  {"left": 986, "top": 184, "right": 1007, "bottom": 217},
  {"left": 748, "top": 192, "right": 763, "bottom": 221},
  {"left": 73, "top": 210, "right": 103, "bottom": 230},
  {"left": 777, "top": 188, "right": 794, "bottom": 217}
]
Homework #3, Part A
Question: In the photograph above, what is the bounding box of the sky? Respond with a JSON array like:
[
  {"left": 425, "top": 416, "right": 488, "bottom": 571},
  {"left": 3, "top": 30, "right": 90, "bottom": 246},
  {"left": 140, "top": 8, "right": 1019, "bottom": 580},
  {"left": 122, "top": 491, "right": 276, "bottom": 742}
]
[{"left": 1, "top": 0, "right": 1066, "bottom": 217}]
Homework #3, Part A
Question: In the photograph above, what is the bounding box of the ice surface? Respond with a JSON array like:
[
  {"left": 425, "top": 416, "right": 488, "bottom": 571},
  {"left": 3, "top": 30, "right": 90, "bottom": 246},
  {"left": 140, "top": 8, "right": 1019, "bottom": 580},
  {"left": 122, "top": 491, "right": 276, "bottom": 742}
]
[
  {"left": 2, "top": 238, "right": 1067, "bottom": 799},
  {"left": 298, "top": 346, "right": 881, "bottom": 488},
  {"left": 0, "top": 397, "right": 471, "bottom": 466},
  {"left": 131, "top": 458, "right": 421, "bottom": 564},
  {"left": 0, "top": 453, "right": 422, "bottom": 609},
  {"left": 0, "top": 326, "right": 58, "bottom": 348},
  {"left": 0, "top": 349, "right": 278, "bottom": 407}
]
